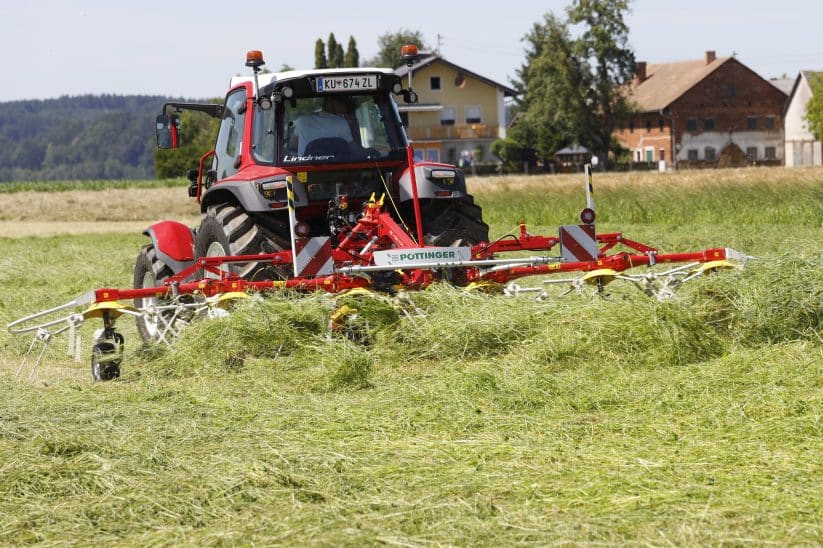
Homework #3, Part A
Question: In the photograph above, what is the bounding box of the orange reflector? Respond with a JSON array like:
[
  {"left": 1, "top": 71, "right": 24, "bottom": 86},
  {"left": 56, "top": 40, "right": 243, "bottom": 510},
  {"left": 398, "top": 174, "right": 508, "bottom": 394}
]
[{"left": 295, "top": 221, "right": 311, "bottom": 237}]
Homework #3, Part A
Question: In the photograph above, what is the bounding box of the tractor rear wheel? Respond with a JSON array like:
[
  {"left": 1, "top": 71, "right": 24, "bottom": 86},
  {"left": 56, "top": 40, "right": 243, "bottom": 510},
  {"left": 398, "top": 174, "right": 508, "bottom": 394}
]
[
  {"left": 194, "top": 203, "right": 288, "bottom": 280},
  {"left": 420, "top": 196, "right": 490, "bottom": 247},
  {"left": 133, "top": 244, "right": 174, "bottom": 343}
]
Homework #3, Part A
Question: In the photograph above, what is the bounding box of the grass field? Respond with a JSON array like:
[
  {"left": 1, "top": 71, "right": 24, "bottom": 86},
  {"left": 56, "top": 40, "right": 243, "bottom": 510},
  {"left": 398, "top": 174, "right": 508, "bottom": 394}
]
[{"left": 0, "top": 167, "right": 821, "bottom": 545}]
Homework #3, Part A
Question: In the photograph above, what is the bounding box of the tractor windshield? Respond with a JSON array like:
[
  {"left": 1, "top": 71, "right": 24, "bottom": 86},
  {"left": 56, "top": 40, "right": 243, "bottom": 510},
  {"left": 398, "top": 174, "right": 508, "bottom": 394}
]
[{"left": 265, "top": 93, "right": 407, "bottom": 165}]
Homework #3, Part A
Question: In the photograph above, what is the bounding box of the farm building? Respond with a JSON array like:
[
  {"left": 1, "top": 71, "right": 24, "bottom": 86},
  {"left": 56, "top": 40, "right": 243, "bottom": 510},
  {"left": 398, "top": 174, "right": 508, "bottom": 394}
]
[
  {"left": 395, "top": 54, "right": 516, "bottom": 165},
  {"left": 784, "top": 71, "right": 823, "bottom": 167},
  {"left": 615, "top": 51, "right": 788, "bottom": 168}
]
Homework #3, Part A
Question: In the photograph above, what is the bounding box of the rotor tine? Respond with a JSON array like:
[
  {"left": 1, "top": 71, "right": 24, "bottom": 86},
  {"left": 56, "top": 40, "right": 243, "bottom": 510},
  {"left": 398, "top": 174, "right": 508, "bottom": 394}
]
[
  {"left": 15, "top": 338, "right": 37, "bottom": 377},
  {"left": 27, "top": 334, "right": 52, "bottom": 380}
]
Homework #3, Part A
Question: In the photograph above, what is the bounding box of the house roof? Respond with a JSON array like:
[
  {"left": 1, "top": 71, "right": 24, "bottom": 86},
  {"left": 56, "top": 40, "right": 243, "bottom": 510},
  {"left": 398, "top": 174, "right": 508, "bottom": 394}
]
[
  {"left": 396, "top": 54, "right": 518, "bottom": 97},
  {"left": 769, "top": 78, "right": 795, "bottom": 95},
  {"left": 783, "top": 70, "right": 823, "bottom": 115},
  {"left": 555, "top": 145, "right": 590, "bottom": 155},
  {"left": 628, "top": 56, "right": 732, "bottom": 112}
]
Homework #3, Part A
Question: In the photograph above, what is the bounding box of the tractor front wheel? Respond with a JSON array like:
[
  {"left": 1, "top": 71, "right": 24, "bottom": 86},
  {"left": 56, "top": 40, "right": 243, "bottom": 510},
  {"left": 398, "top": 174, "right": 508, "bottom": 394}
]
[{"left": 194, "top": 203, "right": 286, "bottom": 280}]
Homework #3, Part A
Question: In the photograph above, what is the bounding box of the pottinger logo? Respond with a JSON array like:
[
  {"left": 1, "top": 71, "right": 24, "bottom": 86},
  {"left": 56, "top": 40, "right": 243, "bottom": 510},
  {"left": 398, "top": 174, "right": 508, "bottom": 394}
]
[{"left": 373, "top": 247, "right": 472, "bottom": 267}]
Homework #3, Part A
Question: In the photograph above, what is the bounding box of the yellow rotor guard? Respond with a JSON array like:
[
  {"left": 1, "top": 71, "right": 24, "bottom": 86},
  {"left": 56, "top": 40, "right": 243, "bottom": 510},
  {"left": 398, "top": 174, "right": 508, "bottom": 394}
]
[
  {"left": 582, "top": 268, "right": 619, "bottom": 286},
  {"left": 82, "top": 301, "right": 138, "bottom": 320}
]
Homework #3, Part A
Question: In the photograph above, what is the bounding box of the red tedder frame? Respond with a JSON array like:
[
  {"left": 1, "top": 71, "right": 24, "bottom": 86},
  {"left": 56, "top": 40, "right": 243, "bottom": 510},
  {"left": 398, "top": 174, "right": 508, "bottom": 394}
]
[{"left": 88, "top": 187, "right": 735, "bottom": 306}]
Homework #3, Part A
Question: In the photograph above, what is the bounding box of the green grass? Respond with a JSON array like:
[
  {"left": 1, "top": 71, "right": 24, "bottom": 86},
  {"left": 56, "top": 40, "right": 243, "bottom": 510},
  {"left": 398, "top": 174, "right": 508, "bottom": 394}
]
[
  {"left": 0, "top": 178, "right": 188, "bottom": 194},
  {"left": 0, "top": 173, "right": 821, "bottom": 544}
]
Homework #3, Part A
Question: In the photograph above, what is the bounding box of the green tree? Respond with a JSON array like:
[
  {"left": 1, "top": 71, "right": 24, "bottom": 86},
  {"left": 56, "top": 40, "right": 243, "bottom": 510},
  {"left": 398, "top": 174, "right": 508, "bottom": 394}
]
[
  {"left": 369, "top": 29, "right": 428, "bottom": 68},
  {"left": 510, "top": 0, "right": 635, "bottom": 169},
  {"left": 327, "top": 33, "right": 345, "bottom": 68},
  {"left": 509, "top": 13, "right": 589, "bottom": 163},
  {"left": 805, "top": 73, "right": 823, "bottom": 141},
  {"left": 314, "top": 38, "right": 328, "bottom": 69},
  {"left": 491, "top": 138, "right": 523, "bottom": 170},
  {"left": 344, "top": 36, "right": 360, "bottom": 68}
]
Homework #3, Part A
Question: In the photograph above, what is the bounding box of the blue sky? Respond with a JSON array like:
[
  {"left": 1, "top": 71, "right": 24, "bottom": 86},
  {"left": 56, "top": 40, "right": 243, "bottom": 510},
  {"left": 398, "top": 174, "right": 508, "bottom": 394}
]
[{"left": 1, "top": 0, "right": 820, "bottom": 102}]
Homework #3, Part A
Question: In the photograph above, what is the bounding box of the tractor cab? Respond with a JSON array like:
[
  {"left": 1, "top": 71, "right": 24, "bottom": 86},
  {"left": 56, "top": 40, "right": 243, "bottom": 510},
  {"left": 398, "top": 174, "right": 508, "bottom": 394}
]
[{"left": 253, "top": 70, "right": 411, "bottom": 167}]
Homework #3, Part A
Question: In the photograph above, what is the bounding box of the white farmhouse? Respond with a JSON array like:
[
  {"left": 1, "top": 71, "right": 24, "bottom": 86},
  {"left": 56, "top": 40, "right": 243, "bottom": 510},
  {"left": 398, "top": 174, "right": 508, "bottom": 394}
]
[{"left": 784, "top": 71, "right": 823, "bottom": 167}]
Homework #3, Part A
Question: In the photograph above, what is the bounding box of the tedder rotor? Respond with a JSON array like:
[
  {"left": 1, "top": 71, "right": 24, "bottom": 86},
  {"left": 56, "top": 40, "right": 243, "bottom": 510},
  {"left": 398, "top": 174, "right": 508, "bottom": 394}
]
[{"left": 6, "top": 48, "right": 751, "bottom": 381}]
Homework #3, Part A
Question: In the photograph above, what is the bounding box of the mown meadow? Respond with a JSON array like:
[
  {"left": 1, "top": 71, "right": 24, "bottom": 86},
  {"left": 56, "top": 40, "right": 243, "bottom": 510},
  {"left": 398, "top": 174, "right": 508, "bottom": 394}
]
[{"left": 0, "top": 167, "right": 820, "bottom": 544}]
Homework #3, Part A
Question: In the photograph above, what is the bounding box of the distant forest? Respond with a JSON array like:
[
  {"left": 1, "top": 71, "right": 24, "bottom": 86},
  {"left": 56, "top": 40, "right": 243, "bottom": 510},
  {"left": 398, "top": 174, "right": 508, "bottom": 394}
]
[{"left": 0, "top": 95, "right": 186, "bottom": 182}]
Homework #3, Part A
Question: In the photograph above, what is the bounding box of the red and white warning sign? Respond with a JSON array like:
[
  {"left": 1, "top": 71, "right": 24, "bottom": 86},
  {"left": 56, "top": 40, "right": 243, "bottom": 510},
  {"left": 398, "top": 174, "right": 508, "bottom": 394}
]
[
  {"left": 286, "top": 175, "right": 333, "bottom": 277},
  {"left": 293, "top": 236, "right": 333, "bottom": 277},
  {"left": 559, "top": 224, "right": 598, "bottom": 262}
]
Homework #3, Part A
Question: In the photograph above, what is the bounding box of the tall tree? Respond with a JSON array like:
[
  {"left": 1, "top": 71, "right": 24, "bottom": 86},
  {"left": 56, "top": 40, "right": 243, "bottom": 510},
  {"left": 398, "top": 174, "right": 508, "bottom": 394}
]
[
  {"left": 344, "top": 36, "right": 360, "bottom": 68},
  {"left": 327, "top": 33, "right": 345, "bottom": 68},
  {"left": 369, "top": 29, "right": 428, "bottom": 68},
  {"left": 805, "top": 73, "right": 823, "bottom": 141},
  {"left": 510, "top": 14, "right": 589, "bottom": 162},
  {"left": 510, "top": 0, "right": 635, "bottom": 168},
  {"left": 314, "top": 38, "right": 328, "bottom": 69}
]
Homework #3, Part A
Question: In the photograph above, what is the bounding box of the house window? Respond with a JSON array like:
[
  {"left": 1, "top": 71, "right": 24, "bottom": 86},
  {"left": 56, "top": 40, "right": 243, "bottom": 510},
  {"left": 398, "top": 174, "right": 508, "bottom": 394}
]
[
  {"left": 646, "top": 119, "right": 652, "bottom": 132},
  {"left": 659, "top": 149, "right": 665, "bottom": 161},
  {"left": 765, "top": 146, "right": 776, "bottom": 160},
  {"left": 629, "top": 120, "right": 635, "bottom": 133},
  {"left": 687, "top": 118, "right": 697, "bottom": 131},
  {"left": 635, "top": 150, "right": 641, "bottom": 162},
  {"left": 705, "top": 146, "right": 716, "bottom": 161},
  {"left": 440, "top": 106, "right": 455, "bottom": 126},
  {"left": 465, "top": 106, "right": 482, "bottom": 124},
  {"left": 426, "top": 148, "right": 440, "bottom": 162},
  {"left": 659, "top": 118, "right": 665, "bottom": 132},
  {"left": 747, "top": 147, "right": 758, "bottom": 161},
  {"left": 430, "top": 76, "right": 441, "bottom": 91},
  {"left": 747, "top": 116, "right": 757, "bottom": 130},
  {"left": 687, "top": 149, "right": 698, "bottom": 161},
  {"left": 645, "top": 148, "right": 654, "bottom": 162},
  {"left": 703, "top": 118, "right": 715, "bottom": 131},
  {"left": 724, "top": 84, "right": 736, "bottom": 97},
  {"left": 765, "top": 116, "right": 776, "bottom": 129}
]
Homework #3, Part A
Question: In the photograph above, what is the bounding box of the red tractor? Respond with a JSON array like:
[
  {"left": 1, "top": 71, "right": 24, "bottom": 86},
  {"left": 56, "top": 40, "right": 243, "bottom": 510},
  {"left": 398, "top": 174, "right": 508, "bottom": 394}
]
[{"left": 138, "top": 48, "right": 488, "bottom": 341}]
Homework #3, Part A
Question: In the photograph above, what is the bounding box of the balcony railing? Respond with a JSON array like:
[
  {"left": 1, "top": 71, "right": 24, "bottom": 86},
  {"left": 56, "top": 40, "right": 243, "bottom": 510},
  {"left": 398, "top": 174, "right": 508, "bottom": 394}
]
[{"left": 406, "top": 124, "right": 495, "bottom": 140}]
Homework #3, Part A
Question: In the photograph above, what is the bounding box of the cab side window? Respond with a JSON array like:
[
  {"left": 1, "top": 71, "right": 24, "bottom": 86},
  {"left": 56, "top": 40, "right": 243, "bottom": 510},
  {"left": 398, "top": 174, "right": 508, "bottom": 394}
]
[{"left": 214, "top": 89, "right": 247, "bottom": 179}]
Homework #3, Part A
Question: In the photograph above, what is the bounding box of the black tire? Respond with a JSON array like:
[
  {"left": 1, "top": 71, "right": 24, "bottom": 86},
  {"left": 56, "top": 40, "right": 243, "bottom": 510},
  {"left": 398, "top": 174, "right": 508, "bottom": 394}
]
[
  {"left": 419, "top": 196, "right": 490, "bottom": 247},
  {"left": 195, "top": 203, "right": 287, "bottom": 280},
  {"left": 91, "top": 341, "right": 122, "bottom": 382},
  {"left": 133, "top": 244, "right": 173, "bottom": 343}
]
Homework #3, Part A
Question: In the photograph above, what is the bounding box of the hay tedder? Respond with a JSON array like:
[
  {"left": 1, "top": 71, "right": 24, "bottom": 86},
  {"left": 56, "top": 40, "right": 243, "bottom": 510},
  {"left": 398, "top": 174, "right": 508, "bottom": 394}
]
[{"left": 7, "top": 47, "right": 750, "bottom": 381}]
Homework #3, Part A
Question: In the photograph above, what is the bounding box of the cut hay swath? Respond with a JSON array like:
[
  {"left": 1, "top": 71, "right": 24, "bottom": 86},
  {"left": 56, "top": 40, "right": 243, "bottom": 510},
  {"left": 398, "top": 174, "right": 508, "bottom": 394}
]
[{"left": 7, "top": 166, "right": 750, "bottom": 380}]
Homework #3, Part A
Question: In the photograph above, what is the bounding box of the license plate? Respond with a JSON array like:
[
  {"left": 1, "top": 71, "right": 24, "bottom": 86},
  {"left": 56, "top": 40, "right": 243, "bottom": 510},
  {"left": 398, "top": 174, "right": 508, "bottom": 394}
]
[{"left": 317, "top": 75, "right": 377, "bottom": 92}]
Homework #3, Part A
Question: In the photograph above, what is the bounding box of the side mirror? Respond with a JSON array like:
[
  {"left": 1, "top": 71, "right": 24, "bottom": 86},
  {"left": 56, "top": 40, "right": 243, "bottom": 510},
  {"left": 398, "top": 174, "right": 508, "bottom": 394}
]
[{"left": 155, "top": 113, "right": 180, "bottom": 149}]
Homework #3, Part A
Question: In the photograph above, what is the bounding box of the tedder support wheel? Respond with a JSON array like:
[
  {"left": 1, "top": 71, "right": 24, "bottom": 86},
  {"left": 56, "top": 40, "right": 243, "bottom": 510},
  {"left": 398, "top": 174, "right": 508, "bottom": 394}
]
[
  {"left": 420, "top": 196, "right": 490, "bottom": 247},
  {"left": 194, "top": 202, "right": 287, "bottom": 280},
  {"left": 91, "top": 339, "right": 122, "bottom": 382},
  {"left": 133, "top": 244, "right": 174, "bottom": 343}
]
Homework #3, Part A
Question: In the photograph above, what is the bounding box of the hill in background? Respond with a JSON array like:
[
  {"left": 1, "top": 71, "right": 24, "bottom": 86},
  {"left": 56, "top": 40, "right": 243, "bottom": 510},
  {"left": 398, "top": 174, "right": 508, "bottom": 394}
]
[{"left": 0, "top": 95, "right": 188, "bottom": 182}]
